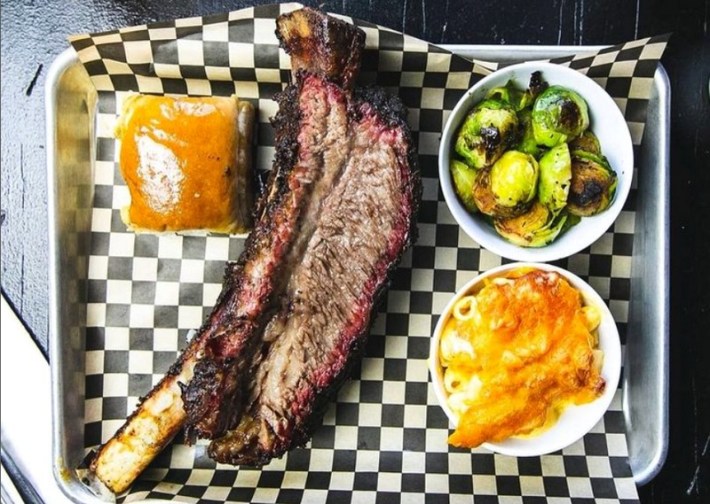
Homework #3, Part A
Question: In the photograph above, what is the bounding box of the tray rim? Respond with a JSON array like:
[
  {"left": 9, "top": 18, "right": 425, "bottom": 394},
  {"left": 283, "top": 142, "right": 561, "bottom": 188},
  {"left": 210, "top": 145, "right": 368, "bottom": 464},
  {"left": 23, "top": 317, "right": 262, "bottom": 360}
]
[
  {"left": 46, "top": 47, "right": 105, "bottom": 504},
  {"left": 46, "top": 43, "right": 670, "bottom": 502}
]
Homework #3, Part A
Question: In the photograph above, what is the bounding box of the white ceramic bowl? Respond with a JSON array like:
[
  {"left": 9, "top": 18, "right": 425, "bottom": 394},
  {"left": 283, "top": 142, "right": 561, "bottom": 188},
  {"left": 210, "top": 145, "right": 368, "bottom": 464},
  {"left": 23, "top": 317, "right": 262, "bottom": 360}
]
[
  {"left": 439, "top": 61, "right": 634, "bottom": 262},
  {"left": 428, "top": 262, "right": 621, "bottom": 457}
]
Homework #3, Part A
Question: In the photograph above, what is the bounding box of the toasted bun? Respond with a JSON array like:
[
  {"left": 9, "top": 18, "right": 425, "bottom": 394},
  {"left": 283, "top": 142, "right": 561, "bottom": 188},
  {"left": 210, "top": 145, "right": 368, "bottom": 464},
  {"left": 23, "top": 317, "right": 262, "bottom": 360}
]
[{"left": 115, "top": 94, "right": 255, "bottom": 235}]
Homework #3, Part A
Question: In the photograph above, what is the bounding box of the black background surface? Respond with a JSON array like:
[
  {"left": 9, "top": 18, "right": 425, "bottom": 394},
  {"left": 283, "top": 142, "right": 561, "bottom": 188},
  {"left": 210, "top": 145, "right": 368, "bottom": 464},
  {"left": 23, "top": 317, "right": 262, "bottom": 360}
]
[{"left": 1, "top": 0, "right": 708, "bottom": 502}]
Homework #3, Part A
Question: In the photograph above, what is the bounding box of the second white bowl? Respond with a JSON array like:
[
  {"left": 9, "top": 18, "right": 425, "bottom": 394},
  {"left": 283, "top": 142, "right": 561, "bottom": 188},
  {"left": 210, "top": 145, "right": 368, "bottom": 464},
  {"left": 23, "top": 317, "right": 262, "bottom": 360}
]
[{"left": 428, "top": 262, "right": 622, "bottom": 457}]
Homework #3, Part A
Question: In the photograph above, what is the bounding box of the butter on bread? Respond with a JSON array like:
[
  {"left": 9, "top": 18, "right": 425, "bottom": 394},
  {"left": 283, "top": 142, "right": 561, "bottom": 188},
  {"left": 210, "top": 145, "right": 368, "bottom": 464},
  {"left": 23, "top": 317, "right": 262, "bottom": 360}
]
[{"left": 115, "top": 94, "right": 255, "bottom": 234}]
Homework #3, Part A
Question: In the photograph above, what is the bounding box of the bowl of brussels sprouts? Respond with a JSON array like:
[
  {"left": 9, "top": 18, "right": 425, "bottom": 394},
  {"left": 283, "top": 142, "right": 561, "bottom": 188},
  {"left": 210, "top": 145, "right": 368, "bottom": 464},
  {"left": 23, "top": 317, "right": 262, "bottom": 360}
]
[{"left": 439, "top": 61, "right": 634, "bottom": 262}]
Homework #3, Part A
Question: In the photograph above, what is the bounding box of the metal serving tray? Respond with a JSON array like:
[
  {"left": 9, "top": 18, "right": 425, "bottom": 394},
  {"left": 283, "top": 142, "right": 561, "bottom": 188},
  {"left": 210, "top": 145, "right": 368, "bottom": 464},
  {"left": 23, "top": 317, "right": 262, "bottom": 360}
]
[{"left": 47, "top": 44, "right": 669, "bottom": 502}]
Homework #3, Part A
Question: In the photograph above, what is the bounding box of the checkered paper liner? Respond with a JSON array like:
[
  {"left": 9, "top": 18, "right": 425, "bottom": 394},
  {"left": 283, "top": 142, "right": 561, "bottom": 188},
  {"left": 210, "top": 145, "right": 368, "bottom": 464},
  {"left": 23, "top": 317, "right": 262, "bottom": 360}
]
[{"left": 69, "top": 3, "right": 668, "bottom": 502}]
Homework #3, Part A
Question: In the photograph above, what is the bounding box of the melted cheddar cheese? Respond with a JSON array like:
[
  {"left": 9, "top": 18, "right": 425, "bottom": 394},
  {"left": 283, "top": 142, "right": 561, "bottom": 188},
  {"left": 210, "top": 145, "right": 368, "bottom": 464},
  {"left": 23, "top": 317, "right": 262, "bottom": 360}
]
[
  {"left": 440, "top": 269, "right": 605, "bottom": 448},
  {"left": 115, "top": 94, "right": 254, "bottom": 234}
]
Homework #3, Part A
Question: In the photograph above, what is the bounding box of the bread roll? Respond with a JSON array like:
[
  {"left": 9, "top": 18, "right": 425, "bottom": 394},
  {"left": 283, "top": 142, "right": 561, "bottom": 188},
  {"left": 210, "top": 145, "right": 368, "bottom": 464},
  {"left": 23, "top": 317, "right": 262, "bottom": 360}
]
[{"left": 115, "top": 94, "right": 255, "bottom": 234}]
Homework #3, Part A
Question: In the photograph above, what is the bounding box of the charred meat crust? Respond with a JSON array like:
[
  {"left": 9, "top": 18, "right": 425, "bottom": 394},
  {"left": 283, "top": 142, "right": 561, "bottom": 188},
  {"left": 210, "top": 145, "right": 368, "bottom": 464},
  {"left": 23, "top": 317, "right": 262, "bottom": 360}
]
[
  {"left": 276, "top": 7, "right": 365, "bottom": 90},
  {"left": 351, "top": 86, "right": 409, "bottom": 131},
  {"left": 254, "top": 84, "right": 302, "bottom": 221}
]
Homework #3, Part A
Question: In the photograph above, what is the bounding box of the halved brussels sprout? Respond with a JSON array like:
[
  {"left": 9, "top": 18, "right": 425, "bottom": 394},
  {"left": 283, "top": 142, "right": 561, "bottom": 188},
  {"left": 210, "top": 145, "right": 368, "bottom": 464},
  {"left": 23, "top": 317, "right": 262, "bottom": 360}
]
[
  {"left": 455, "top": 99, "right": 518, "bottom": 169},
  {"left": 450, "top": 159, "right": 478, "bottom": 212},
  {"left": 567, "top": 150, "right": 617, "bottom": 216},
  {"left": 494, "top": 201, "right": 569, "bottom": 247},
  {"left": 515, "top": 108, "right": 540, "bottom": 157},
  {"left": 473, "top": 150, "right": 539, "bottom": 218},
  {"left": 532, "top": 85, "right": 590, "bottom": 147},
  {"left": 569, "top": 130, "right": 602, "bottom": 155},
  {"left": 490, "top": 150, "right": 540, "bottom": 207},
  {"left": 538, "top": 142, "right": 572, "bottom": 212}
]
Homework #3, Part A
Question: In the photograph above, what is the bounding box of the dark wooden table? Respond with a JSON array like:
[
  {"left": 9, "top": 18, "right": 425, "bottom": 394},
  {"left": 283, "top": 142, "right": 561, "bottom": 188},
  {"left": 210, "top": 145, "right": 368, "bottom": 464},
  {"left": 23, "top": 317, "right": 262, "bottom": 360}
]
[{"left": 1, "top": 0, "right": 708, "bottom": 502}]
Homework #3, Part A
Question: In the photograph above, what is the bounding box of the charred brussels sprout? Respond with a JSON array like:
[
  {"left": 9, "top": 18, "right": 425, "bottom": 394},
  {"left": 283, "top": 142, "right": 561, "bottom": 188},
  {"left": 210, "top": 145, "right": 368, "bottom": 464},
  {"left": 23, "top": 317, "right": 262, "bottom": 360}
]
[
  {"left": 569, "top": 130, "right": 602, "bottom": 155},
  {"left": 473, "top": 151, "right": 539, "bottom": 218},
  {"left": 450, "top": 160, "right": 478, "bottom": 212},
  {"left": 538, "top": 142, "right": 572, "bottom": 212},
  {"left": 567, "top": 151, "right": 617, "bottom": 216},
  {"left": 532, "top": 86, "right": 590, "bottom": 147},
  {"left": 494, "top": 201, "right": 569, "bottom": 247},
  {"left": 454, "top": 99, "right": 518, "bottom": 169}
]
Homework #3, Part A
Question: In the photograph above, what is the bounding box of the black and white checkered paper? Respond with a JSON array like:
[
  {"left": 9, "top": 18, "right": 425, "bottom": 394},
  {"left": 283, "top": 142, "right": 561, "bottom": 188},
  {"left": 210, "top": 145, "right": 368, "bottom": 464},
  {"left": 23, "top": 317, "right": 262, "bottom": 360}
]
[{"left": 69, "top": 3, "right": 668, "bottom": 502}]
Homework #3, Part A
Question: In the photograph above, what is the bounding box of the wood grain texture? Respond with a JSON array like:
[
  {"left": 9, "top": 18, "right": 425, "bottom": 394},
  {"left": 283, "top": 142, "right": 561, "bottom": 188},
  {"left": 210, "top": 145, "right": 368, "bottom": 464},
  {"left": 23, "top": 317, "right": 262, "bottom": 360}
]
[{"left": 1, "top": 0, "right": 708, "bottom": 502}]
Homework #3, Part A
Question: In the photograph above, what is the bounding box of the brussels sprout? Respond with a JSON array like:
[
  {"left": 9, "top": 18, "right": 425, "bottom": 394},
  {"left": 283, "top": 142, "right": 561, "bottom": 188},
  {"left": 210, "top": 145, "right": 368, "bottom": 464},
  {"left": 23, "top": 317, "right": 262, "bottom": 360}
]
[
  {"left": 450, "top": 160, "right": 478, "bottom": 212},
  {"left": 515, "top": 108, "right": 540, "bottom": 157},
  {"left": 494, "top": 201, "right": 569, "bottom": 247},
  {"left": 532, "top": 85, "right": 590, "bottom": 147},
  {"left": 485, "top": 82, "right": 514, "bottom": 103},
  {"left": 569, "top": 130, "right": 602, "bottom": 155},
  {"left": 486, "top": 80, "right": 534, "bottom": 111},
  {"left": 538, "top": 142, "right": 572, "bottom": 212},
  {"left": 454, "top": 99, "right": 518, "bottom": 169},
  {"left": 567, "top": 150, "right": 617, "bottom": 216},
  {"left": 473, "top": 151, "right": 539, "bottom": 218},
  {"left": 490, "top": 150, "right": 539, "bottom": 206}
]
